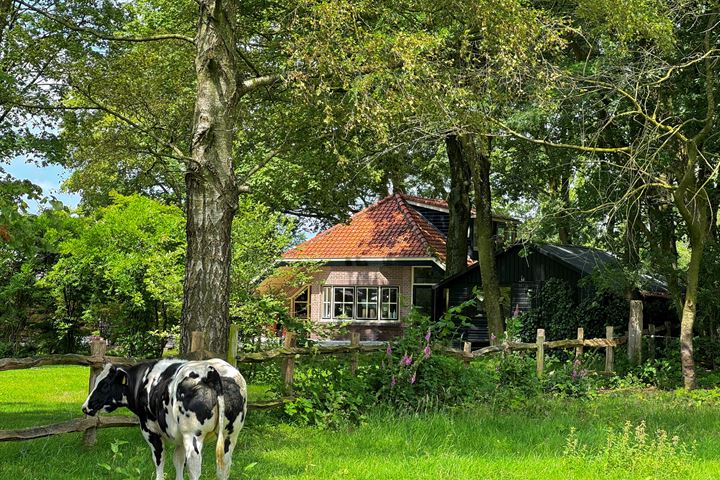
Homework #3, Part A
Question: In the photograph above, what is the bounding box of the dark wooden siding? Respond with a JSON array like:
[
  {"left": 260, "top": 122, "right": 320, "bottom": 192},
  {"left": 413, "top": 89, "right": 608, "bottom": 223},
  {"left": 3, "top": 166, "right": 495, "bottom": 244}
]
[{"left": 412, "top": 205, "right": 450, "bottom": 236}]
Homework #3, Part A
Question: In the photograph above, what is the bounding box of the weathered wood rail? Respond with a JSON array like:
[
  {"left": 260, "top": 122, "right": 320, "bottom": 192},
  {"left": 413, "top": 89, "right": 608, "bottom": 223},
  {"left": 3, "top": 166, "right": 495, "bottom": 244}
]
[{"left": 0, "top": 324, "right": 634, "bottom": 445}]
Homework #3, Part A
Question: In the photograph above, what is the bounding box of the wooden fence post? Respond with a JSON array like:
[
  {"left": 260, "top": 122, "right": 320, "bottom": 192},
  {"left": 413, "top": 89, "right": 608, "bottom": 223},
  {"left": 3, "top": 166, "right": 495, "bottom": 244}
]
[
  {"left": 628, "top": 300, "right": 643, "bottom": 365},
  {"left": 227, "top": 324, "right": 239, "bottom": 368},
  {"left": 83, "top": 338, "right": 107, "bottom": 447},
  {"left": 648, "top": 324, "right": 656, "bottom": 361},
  {"left": 605, "top": 326, "right": 615, "bottom": 373},
  {"left": 536, "top": 329, "right": 545, "bottom": 378},
  {"left": 463, "top": 341, "right": 472, "bottom": 368},
  {"left": 350, "top": 332, "right": 361, "bottom": 375},
  {"left": 575, "top": 327, "right": 584, "bottom": 361},
  {"left": 281, "top": 332, "right": 296, "bottom": 395}
]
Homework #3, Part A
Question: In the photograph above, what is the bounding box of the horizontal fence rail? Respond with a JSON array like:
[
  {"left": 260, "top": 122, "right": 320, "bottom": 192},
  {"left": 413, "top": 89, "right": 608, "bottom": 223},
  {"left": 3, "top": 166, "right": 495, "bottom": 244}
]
[{"left": 0, "top": 324, "right": 642, "bottom": 445}]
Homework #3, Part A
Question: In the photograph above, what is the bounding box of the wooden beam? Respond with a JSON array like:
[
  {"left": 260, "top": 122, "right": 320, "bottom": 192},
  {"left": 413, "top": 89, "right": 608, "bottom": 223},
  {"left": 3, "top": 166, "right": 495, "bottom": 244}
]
[
  {"left": 0, "top": 354, "right": 135, "bottom": 372},
  {"left": 0, "top": 415, "right": 139, "bottom": 442}
]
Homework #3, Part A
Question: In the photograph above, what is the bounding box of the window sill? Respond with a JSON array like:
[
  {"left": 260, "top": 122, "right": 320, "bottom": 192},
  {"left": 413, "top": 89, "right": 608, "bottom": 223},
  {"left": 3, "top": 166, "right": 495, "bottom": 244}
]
[{"left": 317, "top": 319, "right": 402, "bottom": 326}]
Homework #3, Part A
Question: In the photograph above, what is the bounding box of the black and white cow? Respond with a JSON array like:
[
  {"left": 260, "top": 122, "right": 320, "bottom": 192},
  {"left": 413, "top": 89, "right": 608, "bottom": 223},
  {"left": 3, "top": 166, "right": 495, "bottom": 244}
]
[{"left": 82, "top": 359, "right": 247, "bottom": 480}]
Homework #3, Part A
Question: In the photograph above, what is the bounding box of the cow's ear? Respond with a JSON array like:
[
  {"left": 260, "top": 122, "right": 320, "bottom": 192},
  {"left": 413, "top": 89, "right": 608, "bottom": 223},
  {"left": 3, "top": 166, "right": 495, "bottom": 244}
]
[{"left": 116, "top": 367, "right": 128, "bottom": 386}]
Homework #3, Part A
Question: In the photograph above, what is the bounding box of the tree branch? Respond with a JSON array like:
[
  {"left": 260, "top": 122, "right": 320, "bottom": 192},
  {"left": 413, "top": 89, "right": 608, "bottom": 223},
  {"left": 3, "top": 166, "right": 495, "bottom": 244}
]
[
  {"left": 491, "top": 118, "right": 632, "bottom": 154},
  {"left": 238, "top": 75, "right": 281, "bottom": 96},
  {"left": 17, "top": 0, "right": 194, "bottom": 45},
  {"left": 70, "top": 83, "right": 191, "bottom": 162}
]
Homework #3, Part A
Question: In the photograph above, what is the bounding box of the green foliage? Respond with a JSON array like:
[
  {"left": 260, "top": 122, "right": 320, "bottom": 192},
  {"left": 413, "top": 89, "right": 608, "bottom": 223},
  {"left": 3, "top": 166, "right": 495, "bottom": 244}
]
[
  {"left": 369, "top": 309, "right": 491, "bottom": 412},
  {"left": 281, "top": 360, "right": 373, "bottom": 428},
  {"left": 42, "top": 193, "right": 184, "bottom": 355},
  {"left": 565, "top": 421, "right": 694, "bottom": 479},
  {"left": 517, "top": 278, "right": 627, "bottom": 342},
  {"left": 96, "top": 439, "right": 147, "bottom": 480}
]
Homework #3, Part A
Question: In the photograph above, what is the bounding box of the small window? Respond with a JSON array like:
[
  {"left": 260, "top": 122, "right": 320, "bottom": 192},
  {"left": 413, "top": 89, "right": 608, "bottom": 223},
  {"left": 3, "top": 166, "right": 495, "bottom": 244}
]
[
  {"left": 292, "top": 288, "right": 309, "bottom": 319},
  {"left": 322, "top": 287, "right": 332, "bottom": 319},
  {"left": 334, "top": 287, "right": 354, "bottom": 318},
  {"left": 413, "top": 266, "right": 442, "bottom": 284},
  {"left": 356, "top": 287, "right": 378, "bottom": 319},
  {"left": 380, "top": 287, "right": 398, "bottom": 320}
]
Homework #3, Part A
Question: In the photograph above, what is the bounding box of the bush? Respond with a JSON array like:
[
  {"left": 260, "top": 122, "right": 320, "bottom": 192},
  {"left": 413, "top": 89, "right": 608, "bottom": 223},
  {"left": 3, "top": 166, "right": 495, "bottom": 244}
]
[
  {"left": 517, "top": 278, "right": 626, "bottom": 342},
  {"left": 368, "top": 308, "right": 493, "bottom": 412},
  {"left": 281, "top": 359, "right": 374, "bottom": 429},
  {"left": 113, "top": 326, "right": 177, "bottom": 358}
]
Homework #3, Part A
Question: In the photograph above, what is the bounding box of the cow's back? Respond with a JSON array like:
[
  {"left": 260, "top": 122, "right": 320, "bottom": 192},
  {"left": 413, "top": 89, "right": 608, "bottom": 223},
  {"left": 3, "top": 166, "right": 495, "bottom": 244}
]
[{"left": 139, "top": 359, "right": 246, "bottom": 442}]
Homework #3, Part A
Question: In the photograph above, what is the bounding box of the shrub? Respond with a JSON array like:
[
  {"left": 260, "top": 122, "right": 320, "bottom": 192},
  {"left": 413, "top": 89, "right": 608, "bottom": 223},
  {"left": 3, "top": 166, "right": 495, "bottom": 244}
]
[
  {"left": 369, "top": 308, "right": 492, "bottom": 412},
  {"left": 281, "top": 359, "right": 374, "bottom": 428}
]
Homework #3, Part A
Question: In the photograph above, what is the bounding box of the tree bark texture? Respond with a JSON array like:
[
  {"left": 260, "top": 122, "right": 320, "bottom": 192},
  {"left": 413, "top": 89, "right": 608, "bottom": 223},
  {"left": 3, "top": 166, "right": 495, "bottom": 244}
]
[
  {"left": 673, "top": 143, "right": 709, "bottom": 390},
  {"left": 445, "top": 134, "right": 472, "bottom": 278},
  {"left": 465, "top": 134, "right": 504, "bottom": 343},
  {"left": 181, "top": 0, "right": 240, "bottom": 354}
]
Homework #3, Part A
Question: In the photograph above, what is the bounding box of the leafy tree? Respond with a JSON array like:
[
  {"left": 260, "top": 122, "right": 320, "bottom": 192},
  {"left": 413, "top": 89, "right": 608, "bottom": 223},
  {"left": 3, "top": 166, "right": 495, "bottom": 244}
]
[{"left": 43, "top": 193, "right": 185, "bottom": 355}]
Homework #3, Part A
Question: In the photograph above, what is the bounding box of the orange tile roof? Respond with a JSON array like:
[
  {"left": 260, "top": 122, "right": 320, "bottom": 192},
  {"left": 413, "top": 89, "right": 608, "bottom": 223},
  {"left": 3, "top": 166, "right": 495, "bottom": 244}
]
[{"left": 283, "top": 194, "right": 452, "bottom": 264}]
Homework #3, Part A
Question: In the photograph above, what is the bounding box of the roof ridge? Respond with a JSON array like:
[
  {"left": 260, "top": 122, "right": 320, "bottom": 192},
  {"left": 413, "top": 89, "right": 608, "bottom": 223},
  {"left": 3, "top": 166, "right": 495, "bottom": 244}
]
[
  {"left": 394, "top": 194, "right": 434, "bottom": 257},
  {"left": 283, "top": 196, "right": 398, "bottom": 257}
]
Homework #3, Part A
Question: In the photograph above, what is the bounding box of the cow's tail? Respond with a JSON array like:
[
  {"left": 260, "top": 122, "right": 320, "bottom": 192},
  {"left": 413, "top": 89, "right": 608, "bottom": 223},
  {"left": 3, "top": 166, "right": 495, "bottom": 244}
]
[{"left": 205, "top": 366, "right": 226, "bottom": 471}]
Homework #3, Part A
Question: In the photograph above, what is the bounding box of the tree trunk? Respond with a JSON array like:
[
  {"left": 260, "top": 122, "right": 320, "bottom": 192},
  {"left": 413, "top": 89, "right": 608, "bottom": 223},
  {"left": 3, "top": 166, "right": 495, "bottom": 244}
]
[
  {"left": 444, "top": 134, "right": 472, "bottom": 278},
  {"left": 181, "top": 0, "right": 240, "bottom": 354},
  {"left": 673, "top": 143, "right": 709, "bottom": 389},
  {"left": 465, "top": 134, "right": 504, "bottom": 343},
  {"left": 679, "top": 235, "right": 703, "bottom": 389}
]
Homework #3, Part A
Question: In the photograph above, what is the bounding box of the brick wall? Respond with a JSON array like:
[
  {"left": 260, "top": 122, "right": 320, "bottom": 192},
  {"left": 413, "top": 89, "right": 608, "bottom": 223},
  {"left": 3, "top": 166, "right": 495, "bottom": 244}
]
[{"left": 307, "top": 265, "right": 414, "bottom": 340}]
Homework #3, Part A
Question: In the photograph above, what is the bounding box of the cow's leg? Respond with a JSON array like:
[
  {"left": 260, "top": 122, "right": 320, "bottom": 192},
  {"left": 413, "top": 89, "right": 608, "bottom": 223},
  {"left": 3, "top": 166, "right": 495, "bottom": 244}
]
[
  {"left": 172, "top": 443, "right": 186, "bottom": 480},
  {"left": 217, "top": 430, "right": 240, "bottom": 480},
  {"left": 142, "top": 430, "right": 165, "bottom": 480},
  {"left": 182, "top": 434, "right": 204, "bottom": 480}
]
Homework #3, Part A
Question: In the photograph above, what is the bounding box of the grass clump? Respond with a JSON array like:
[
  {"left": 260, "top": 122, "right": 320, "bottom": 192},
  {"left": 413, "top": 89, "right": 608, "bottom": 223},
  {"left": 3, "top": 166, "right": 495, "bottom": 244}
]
[{"left": 565, "top": 421, "right": 695, "bottom": 479}]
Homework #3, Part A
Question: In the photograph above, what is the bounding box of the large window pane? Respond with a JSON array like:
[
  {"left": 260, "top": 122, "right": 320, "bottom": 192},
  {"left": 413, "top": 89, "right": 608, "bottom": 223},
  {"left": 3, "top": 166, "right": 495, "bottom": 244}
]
[
  {"left": 357, "top": 287, "right": 378, "bottom": 319},
  {"left": 333, "top": 287, "right": 354, "bottom": 318}
]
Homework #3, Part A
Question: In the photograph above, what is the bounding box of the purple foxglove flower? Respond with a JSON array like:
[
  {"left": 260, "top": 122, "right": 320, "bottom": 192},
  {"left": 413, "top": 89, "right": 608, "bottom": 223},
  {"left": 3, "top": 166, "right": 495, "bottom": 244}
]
[
  {"left": 425, "top": 330, "right": 431, "bottom": 343},
  {"left": 513, "top": 304, "right": 520, "bottom": 317},
  {"left": 490, "top": 333, "right": 497, "bottom": 342},
  {"left": 400, "top": 354, "right": 413, "bottom": 366},
  {"left": 386, "top": 344, "right": 393, "bottom": 356},
  {"left": 391, "top": 376, "right": 397, "bottom": 387},
  {"left": 423, "top": 345, "right": 431, "bottom": 359},
  {"left": 572, "top": 369, "right": 578, "bottom": 381},
  {"left": 381, "top": 360, "right": 385, "bottom": 369},
  {"left": 410, "top": 372, "right": 416, "bottom": 384}
]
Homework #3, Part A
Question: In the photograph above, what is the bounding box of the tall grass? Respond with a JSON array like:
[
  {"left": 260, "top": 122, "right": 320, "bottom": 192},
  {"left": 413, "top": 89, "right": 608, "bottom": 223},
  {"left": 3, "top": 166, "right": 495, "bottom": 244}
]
[{"left": 1, "top": 366, "right": 720, "bottom": 479}]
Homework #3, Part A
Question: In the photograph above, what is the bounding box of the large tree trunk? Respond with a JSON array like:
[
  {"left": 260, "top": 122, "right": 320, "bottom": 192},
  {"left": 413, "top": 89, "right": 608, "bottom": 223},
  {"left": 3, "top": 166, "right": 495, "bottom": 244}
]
[
  {"left": 181, "top": 0, "right": 240, "bottom": 354},
  {"left": 673, "top": 143, "right": 709, "bottom": 389},
  {"left": 444, "top": 134, "right": 472, "bottom": 278},
  {"left": 465, "top": 134, "right": 504, "bottom": 343}
]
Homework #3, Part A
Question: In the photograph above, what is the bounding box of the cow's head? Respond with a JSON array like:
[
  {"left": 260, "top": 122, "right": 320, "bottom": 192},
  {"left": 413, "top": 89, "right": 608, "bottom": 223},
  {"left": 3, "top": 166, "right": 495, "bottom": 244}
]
[{"left": 81, "top": 364, "right": 129, "bottom": 416}]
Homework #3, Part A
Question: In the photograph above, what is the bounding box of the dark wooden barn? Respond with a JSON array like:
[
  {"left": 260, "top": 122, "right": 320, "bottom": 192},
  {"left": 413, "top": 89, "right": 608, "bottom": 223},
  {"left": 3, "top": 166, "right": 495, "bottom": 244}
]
[{"left": 432, "top": 244, "right": 670, "bottom": 346}]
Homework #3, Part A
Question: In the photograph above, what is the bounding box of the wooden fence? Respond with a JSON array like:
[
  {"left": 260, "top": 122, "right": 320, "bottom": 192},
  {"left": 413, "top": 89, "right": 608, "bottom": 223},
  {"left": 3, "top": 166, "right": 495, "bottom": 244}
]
[{"left": 0, "top": 321, "right": 647, "bottom": 446}]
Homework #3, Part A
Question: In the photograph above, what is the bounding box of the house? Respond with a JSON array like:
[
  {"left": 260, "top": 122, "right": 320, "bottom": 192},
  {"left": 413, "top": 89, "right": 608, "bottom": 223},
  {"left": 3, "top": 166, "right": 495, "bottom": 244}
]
[
  {"left": 433, "top": 243, "right": 672, "bottom": 345},
  {"left": 276, "top": 193, "right": 518, "bottom": 341}
]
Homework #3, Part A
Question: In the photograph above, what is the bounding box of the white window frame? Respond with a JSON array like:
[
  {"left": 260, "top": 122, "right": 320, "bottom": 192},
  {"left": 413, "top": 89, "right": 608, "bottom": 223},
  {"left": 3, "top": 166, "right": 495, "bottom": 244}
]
[
  {"left": 322, "top": 286, "right": 332, "bottom": 319},
  {"left": 380, "top": 286, "right": 399, "bottom": 320},
  {"left": 319, "top": 285, "right": 399, "bottom": 322},
  {"left": 333, "top": 286, "right": 355, "bottom": 319},
  {"left": 411, "top": 266, "right": 437, "bottom": 307},
  {"left": 356, "top": 287, "right": 379, "bottom": 320}
]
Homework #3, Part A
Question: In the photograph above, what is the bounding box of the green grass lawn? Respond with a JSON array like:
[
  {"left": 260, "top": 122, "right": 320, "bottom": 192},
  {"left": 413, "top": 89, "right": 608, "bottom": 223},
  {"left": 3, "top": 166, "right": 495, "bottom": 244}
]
[{"left": 2, "top": 366, "right": 720, "bottom": 479}]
